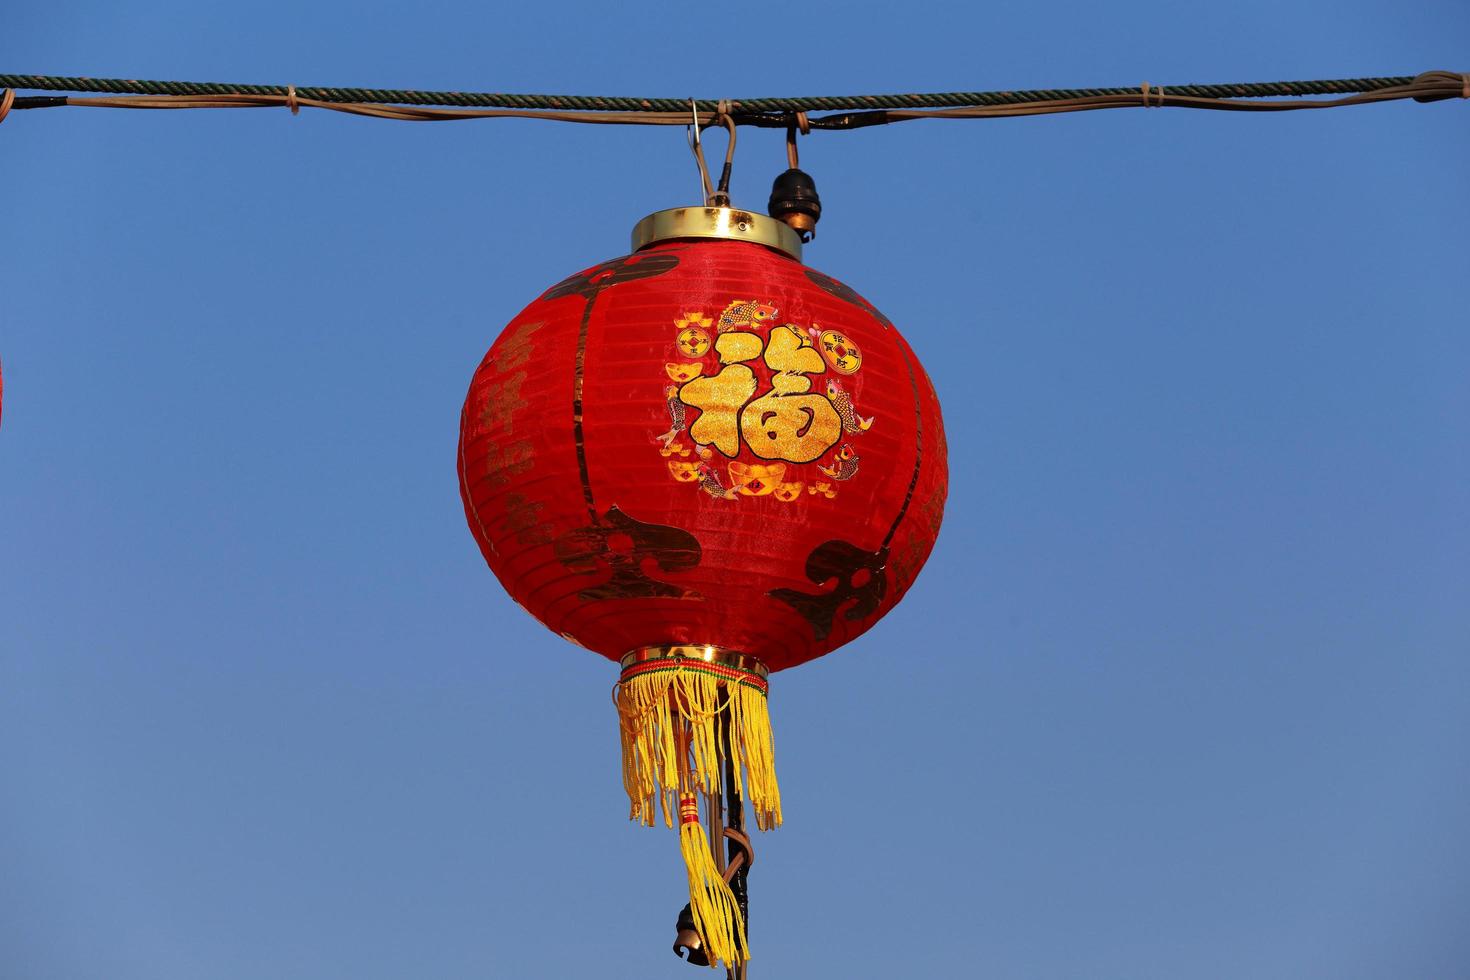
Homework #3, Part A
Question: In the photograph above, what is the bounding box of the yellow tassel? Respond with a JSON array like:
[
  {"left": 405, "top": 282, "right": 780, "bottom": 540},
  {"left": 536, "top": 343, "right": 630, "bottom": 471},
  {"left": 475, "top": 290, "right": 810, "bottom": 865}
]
[
  {"left": 614, "top": 657, "right": 776, "bottom": 966},
  {"left": 615, "top": 663, "right": 782, "bottom": 831},
  {"left": 677, "top": 794, "right": 748, "bottom": 968}
]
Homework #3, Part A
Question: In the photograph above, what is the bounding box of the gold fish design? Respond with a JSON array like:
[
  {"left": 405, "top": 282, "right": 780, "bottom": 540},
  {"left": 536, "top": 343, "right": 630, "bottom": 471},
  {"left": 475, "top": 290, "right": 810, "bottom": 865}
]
[
  {"left": 656, "top": 384, "right": 687, "bottom": 451},
  {"left": 697, "top": 461, "right": 741, "bottom": 499},
  {"left": 825, "top": 379, "right": 874, "bottom": 434},
  {"left": 819, "top": 444, "right": 860, "bottom": 481},
  {"left": 716, "top": 300, "right": 779, "bottom": 333}
]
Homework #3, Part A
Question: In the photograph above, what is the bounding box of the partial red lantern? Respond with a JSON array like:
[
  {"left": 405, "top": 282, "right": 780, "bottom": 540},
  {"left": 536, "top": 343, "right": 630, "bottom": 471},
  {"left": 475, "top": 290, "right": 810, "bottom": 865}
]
[{"left": 457, "top": 206, "right": 946, "bottom": 966}]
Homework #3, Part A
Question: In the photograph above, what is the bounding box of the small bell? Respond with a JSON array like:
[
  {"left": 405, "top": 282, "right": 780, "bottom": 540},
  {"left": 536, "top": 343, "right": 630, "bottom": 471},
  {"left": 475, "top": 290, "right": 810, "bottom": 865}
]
[
  {"left": 673, "top": 903, "right": 712, "bottom": 966},
  {"left": 767, "top": 168, "right": 822, "bottom": 241}
]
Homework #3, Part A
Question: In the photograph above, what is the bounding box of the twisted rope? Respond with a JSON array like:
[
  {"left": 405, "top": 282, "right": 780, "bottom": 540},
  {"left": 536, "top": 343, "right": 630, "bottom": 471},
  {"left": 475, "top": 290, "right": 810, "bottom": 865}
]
[
  {"left": 1, "top": 71, "right": 1463, "bottom": 129},
  {"left": 0, "top": 71, "right": 1441, "bottom": 110}
]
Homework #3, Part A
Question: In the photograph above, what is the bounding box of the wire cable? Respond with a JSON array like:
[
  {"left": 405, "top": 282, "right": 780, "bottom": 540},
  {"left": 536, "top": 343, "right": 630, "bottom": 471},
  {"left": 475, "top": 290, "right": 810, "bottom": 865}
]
[{"left": 0, "top": 71, "right": 1464, "bottom": 131}]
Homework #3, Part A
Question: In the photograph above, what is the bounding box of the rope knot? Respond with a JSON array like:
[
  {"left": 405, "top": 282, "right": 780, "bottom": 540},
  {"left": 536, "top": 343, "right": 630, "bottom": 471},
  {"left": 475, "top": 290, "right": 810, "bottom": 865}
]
[
  {"left": 285, "top": 84, "right": 299, "bottom": 115},
  {"left": 1410, "top": 70, "right": 1469, "bottom": 103},
  {"left": 0, "top": 88, "right": 14, "bottom": 126}
]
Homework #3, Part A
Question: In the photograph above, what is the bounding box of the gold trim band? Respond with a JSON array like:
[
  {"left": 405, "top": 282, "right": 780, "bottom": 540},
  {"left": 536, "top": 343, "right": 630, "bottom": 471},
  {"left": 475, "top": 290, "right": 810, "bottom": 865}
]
[
  {"left": 620, "top": 645, "right": 770, "bottom": 680},
  {"left": 631, "top": 207, "right": 803, "bottom": 261}
]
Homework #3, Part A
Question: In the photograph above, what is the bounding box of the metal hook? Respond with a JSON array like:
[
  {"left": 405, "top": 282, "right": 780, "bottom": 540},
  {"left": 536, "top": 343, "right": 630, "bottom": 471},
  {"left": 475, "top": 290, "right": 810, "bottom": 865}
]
[
  {"left": 708, "top": 104, "right": 736, "bottom": 208},
  {"left": 682, "top": 98, "right": 740, "bottom": 208},
  {"left": 687, "top": 97, "right": 715, "bottom": 204}
]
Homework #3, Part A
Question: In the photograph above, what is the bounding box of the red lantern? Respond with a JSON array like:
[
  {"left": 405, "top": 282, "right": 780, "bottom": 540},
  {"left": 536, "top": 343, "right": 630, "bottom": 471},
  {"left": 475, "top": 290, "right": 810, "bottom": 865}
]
[{"left": 458, "top": 207, "right": 947, "bottom": 965}]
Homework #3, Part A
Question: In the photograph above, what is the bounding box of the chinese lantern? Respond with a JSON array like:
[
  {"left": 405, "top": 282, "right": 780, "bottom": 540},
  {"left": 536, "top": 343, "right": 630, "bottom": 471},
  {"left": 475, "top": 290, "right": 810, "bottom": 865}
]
[{"left": 458, "top": 206, "right": 947, "bottom": 966}]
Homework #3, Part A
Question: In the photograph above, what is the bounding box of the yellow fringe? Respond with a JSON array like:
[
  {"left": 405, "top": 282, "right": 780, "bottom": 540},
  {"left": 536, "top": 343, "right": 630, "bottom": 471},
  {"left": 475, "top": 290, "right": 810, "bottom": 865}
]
[
  {"left": 615, "top": 666, "right": 782, "bottom": 832},
  {"left": 615, "top": 663, "right": 777, "bottom": 967},
  {"left": 678, "top": 794, "right": 749, "bottom": 968}
]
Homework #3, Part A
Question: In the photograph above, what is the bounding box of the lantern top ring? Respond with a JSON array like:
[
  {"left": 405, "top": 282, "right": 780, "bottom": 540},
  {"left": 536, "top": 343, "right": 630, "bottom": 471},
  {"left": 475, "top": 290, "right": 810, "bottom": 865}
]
[
  {"left": 620, "top": 645, "right": 771, "bottom": 681},
  {"left": 631, "top": 207, "right": 803, "bottom": 261}
]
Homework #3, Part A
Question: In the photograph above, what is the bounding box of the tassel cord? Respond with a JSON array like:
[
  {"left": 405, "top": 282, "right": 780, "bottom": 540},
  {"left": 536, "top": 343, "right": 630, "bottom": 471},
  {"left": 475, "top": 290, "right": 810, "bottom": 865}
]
[{"left": 615, "top": 664, "right": 782, "bottom": 832}]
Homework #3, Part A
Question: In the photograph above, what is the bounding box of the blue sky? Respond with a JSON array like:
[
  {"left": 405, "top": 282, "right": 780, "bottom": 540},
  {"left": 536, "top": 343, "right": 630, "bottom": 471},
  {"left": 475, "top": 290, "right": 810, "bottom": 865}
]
[{"left": 3, "top": 2, "right": 1468, "bottom": 977}]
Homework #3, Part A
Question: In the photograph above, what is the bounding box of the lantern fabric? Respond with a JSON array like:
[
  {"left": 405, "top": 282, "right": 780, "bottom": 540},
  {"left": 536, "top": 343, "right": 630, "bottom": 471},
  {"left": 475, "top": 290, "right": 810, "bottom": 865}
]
[
  {"left": 458, "top": 222, "right": 947, "bottom": 966},
  {"left": 458, "top": 239, "right": 947, "bottom": 671}
]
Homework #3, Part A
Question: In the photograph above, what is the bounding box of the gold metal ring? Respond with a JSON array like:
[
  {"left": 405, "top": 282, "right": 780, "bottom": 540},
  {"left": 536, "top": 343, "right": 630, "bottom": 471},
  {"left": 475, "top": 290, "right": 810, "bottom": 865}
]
[
  {"left": 620, "top": 645, "right": 770, "bottom": 680},
  {"left": 631, "top": 207, "right": 803, "bottom": 261}
]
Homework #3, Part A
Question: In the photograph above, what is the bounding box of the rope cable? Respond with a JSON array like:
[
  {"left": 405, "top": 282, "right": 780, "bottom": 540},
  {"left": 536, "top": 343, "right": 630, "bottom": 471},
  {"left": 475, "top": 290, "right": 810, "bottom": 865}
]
[
  {"left": 0, "top": 71, "right": 1463, "bottom": 131},
  {"left": 0, "top": 71, "right": 1440, "bottom": 110}
]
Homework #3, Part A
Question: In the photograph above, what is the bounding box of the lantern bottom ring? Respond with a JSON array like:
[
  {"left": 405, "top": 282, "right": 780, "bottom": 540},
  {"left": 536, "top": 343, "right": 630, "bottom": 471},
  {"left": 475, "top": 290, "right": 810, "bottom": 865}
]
[{"left": 620, "top": 645, "right": 770, "bottom": 685}]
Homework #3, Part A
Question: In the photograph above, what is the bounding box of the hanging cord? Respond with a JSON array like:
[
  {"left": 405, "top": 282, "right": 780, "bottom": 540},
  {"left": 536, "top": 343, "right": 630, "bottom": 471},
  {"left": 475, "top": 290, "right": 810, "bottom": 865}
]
[
  {"left": 688, "top": 99, "right": 714, "bottom": 203},
  {"left": 688, "top": 100, "right": 737, "bottom": 206},
  {"left": 720, "top": 701, "right": 752, "bottom": 980},
  {"left": 1, "top": 71, "right": 1464, "bottom": 130},
  {"left": 785, "top": 111, "right": 809, "bottom": 169},
  {"left": 711, "top": 101, "right": 736, "bottom": 205}
]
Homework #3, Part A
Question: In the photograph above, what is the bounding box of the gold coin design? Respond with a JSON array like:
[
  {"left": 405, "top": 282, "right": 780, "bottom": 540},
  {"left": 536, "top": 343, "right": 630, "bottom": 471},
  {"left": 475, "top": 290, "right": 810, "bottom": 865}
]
[
  {"left": 677, "top": 325, "right": 712, "bottom": 358},
  {"left": 819, "top": 329, "right": 862, "bottom": 374}
]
